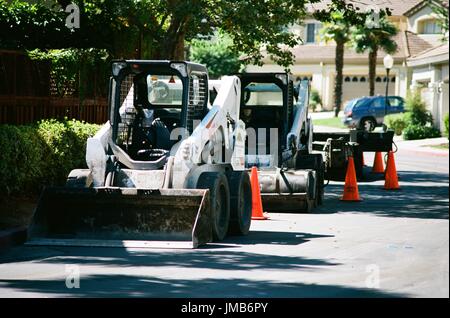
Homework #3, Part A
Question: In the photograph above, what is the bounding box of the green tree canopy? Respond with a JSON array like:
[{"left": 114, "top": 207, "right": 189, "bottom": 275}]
[
  {"left": 190, "top": 33, "right": 242, "bottom": 79},
  {"left": 0, "top": 0, "right": 325, "bottom": 68}
]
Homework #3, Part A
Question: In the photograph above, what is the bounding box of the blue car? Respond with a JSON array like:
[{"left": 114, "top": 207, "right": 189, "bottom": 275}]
[{"left": 342, "top": 96, "right": 405, "bottom": 131}]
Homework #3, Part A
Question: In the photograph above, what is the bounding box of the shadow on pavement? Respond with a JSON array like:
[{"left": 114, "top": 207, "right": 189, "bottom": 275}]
[
  {"left": 0, "top": 275, "right": 407, "bottom": 297},
  {"left": 0, "top": 231, "right": 336, "bottom": 269},
  {"left": 319, "top": 170, "right": 449, "bottom": 219}
]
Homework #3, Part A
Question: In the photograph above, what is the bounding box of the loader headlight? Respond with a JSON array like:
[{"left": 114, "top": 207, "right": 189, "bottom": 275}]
[
  {"left": 112, "top": 62, "right": 127, "bottom": 77},
  {"left": 275, "top": 74, "right": 288, "bottom": 85},
  {"left": 170, "top": 63, "right": 187, "bottom": 77}
]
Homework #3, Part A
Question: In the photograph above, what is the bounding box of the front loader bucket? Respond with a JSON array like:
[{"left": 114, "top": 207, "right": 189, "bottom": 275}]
[{"left": 27, "top": 187, "right": 212, "bottom": 249}]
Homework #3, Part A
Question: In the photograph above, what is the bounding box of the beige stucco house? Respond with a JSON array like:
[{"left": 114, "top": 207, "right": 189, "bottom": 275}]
[{"left": 246, "top": 0, "right": 449, "bottom": 131}]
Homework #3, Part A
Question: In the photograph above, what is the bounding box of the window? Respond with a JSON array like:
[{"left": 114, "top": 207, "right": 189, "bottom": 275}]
[
  {"left": 243, "top": 83, "right": 283, "bottom": 106},
  {"left": 306, "top": 23, "right": 316, "bottom": 43},
  {"left": 419, "top": 19, "right": 441, "bottom": 34},
  {"left": 372, "top": 98, "right": 383, "bottom": 108},
  {"left": 388, "top": 97, "right": 403, "bottom": 107},
  {"left": 147, "top": 75, "right": 183, "bottom": 106}
]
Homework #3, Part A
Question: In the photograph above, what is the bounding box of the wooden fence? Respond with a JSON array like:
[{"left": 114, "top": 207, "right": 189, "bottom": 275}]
[{"left": 0, "top": 96, "right": 108, "bottom": 125}]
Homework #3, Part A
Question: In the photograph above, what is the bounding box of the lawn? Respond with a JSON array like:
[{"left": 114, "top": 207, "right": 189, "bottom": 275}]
[
  {"left": 427, "top": 143, "right": 449, "bottom": 150},
  {"left": 312, "top": 116, "right": 347, "bottom": 129}
]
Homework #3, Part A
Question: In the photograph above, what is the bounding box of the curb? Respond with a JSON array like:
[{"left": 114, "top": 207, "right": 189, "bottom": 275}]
[
  {"left": 400, "top": 147, "right": 449, "bottom": 157},
  {"left": 0, "top": 227, "right": 28, "bottom": 254}
]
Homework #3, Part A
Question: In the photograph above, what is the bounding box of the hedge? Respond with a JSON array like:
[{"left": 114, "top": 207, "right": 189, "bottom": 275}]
[
  {"left": 385, "top": 113, "right": 407, "bottom": 136},
  {"left": 403, "top": 124, "right": 441, "bottom": 141},
  {"left": 0, "top": 119, "right": 100, "bottom": 196}
]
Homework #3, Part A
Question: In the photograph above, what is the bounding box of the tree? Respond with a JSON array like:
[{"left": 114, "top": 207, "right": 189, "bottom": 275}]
[
  {"left": 190, "top": 33, "right": 242, "bottom": 79},
  {"left": 313, "top": 1, "right": 392, "bottom": 117},
  {"left": 318, "top": 11, "right": 352, "bottom": 117},
  {"left": 352, "top": 17, "right": 398, "bottom": 97},
  {"left": 1, "top": 0, "right": 321, "bottom": 69}
]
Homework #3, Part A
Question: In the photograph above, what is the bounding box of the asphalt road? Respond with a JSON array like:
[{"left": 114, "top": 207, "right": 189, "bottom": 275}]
[{"left": 0, "top": 145, "right": 448, "bottom": 298}]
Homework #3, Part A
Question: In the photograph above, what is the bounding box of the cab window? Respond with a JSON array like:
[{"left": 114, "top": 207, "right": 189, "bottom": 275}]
[{"left": 147, "top": 75, "right": 183, "bottom": 106}]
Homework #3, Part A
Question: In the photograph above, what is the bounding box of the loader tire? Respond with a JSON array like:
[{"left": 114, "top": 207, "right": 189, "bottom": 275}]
[
  {"left": 197, "top": 172, "right": 230, "bottom": 241},
  {"left": 296, "top": 154, "right": 325, "bottom": 206},
  {"left": 227, "top": 171, "right": 252, "bottom": 236}
]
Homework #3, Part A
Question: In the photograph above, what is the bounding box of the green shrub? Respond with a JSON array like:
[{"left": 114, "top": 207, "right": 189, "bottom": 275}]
[
  {"left": 309, "top": 89, "right": 322, "bottom": 112},
  {"left": 385, "top": 113, "right": 407, "bottom": 136},
  {"left": 403, "top": 124, "right": 441, "bottom": 141},
  {"left": 405, "top": 91, "right": 433, "bottom": 126},
  {"left": 444, "top": 113, "right": 449, "bottom": 138},
  {"left": 0, "top": 119, "right": 100, "bottom": 196}
]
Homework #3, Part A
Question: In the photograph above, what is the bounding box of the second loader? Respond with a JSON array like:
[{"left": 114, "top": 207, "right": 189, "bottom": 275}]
[{"left": 222, "top": 73, "right": 325, "bottom": 213}]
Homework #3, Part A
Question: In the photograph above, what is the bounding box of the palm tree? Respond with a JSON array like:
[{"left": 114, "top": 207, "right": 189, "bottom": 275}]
[
  {"left": 351, "top": 17, "right": 398, "bottom": 96},
  {"left": 320, "top": 11, "right": 352, "bottom": 117}
]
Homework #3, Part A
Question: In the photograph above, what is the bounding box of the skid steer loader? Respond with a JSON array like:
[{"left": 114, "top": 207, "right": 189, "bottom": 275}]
[
  {"left": 27, "top": 60, "right": 252, "bottom": 249},
  {"left": 211, "top": 73, "right": 324, "bottom": 213}
]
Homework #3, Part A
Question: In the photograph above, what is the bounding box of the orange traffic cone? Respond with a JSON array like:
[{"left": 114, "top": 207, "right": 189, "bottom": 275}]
[
  {"left": 341, "top": 156, "right": 362, "bottom": 202},
  {"left": 372, "top": 152, "right": 384, "bottom": 174},
  {"left": 250, "top": 167, "right": 269, "bottom": 220},
  {"left": 384, "top": 151, "right": 400, "bottom": 190}
]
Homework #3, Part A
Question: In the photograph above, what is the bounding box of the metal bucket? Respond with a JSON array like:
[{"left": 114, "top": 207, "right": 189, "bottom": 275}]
[{"left": 27, "top": 187, "right": 212, "bottom": 249}]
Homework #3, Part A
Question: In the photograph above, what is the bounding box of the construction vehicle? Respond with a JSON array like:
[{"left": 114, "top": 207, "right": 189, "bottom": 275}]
[
  {"left": 313, "top": 129, "right": 395, "bottom": 181},
  {"left": 28, "top": 60, "right": 252, "bottom": 249},
  {"left": 233, "top": 73, "right": 325, "bottom": 212}
]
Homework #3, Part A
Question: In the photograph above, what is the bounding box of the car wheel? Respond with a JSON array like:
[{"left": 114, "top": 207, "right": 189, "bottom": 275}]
[{"left": 361, "top": 118, "right": 376, "bottom": 132}]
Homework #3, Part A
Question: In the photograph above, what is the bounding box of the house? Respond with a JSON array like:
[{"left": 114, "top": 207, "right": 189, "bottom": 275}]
[
  {"left": 408, "top": 43, "right": 449, "bottom": 132},
  {"left": 246, "top": 0, "right": 449, "bottom": 130}
]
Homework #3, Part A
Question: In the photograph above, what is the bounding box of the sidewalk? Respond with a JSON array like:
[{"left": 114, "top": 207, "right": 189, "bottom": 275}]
[{"left": 395, "top": 137, "right": 449, "bottom": 156}]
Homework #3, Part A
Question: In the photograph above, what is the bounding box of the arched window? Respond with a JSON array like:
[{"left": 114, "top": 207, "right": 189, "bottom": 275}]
[
  {"left": 383, "top": 77, "right": 387, "bottom": 82},
  {"left": 376, "top": 77, "right": 382, "bottom": 82},
  {"left": 360, "top": 77, "right": 366, "bottom": 82},
  {"left": 344, "top": 76, "right": 351, "bottom": 82},
  {"left": 391, "top": 76, "right": 396, "bottom": 82},
  {"left": 352, "top": 76, "right": 358, "bottom": 82}
]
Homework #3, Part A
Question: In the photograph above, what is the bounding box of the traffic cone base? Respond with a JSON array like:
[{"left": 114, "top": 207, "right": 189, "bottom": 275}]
[
  {"left": 250, "top": 167, "right": 269, "bottom": 220},
  {"left": 371, "top": 152, "right": 385, "bottom": 174},
  {"left": 384, "top": 151, "right": 400, "bottom": 190},
  {"left": 252, "top": 212, "right": 270, "bottom": 220},
  {"left": 341, "top": 156, "right": 362, "bottom": 202}
]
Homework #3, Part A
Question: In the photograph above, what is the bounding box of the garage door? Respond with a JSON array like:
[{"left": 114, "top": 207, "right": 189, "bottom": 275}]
[{"left": 342, "top": 75, "right": 396, "bottom": 105}]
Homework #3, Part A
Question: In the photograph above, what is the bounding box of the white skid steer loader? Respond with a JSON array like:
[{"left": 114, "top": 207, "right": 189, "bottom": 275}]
[{"left": 27, "top": 60, "right": 252, "bottom": 249}]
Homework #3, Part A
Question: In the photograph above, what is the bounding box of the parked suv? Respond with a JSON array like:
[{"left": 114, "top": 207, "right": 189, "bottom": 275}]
[{"left": 342, "top": 96, "right": 405, "bottom": 131}]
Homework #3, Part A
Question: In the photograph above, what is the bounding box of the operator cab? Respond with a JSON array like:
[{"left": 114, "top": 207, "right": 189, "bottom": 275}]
[
  {"left": 236, "top": 73, "right": 298, "bottom": 168},
  {"left": 109, "top": 60, "right": 209, "bottom": 168}
]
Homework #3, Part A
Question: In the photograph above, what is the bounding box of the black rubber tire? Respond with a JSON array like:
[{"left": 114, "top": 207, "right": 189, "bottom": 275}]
[
  {"left": 295, "top": 154, "right": 325, "bottom": 206},
  {"left": 360, "top": 117, "right": 376, "bottom": 132},
  {"left": 197, "top": 172, "right": 231, "bottom": 241},
  {"left": 226, "top": 171, "right": 252, "bottom": 236}
]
